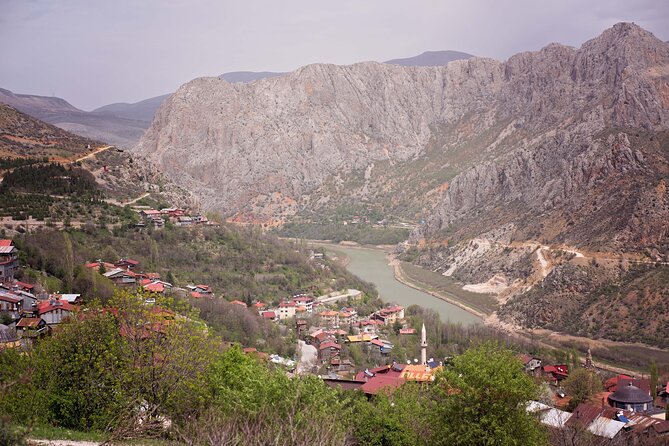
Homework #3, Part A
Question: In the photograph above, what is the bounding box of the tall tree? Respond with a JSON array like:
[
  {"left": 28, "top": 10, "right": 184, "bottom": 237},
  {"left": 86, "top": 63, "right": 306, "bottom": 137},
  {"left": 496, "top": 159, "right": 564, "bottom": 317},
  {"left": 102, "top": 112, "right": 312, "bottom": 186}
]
[
  {"left": 431, "top": 342, "right": 546, "bottom": 446},
  {"left": 563, "top": 368, "right": 602, "bottom": 410}
]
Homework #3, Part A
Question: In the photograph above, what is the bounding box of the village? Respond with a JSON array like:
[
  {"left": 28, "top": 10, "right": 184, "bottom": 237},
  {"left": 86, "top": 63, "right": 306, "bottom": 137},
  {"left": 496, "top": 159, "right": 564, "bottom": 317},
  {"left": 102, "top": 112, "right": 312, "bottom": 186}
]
[{"left": 1, "top": 237, "right": 668, "bottom": 444}]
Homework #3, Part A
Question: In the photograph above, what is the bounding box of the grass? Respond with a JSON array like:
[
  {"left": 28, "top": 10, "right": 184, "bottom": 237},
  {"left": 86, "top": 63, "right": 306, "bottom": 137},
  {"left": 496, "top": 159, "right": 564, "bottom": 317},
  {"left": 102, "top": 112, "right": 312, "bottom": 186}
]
[
  {"left": 27, "top": 424, "right": 106, "bottom": 442},
  {"left": 26, "top": 424, "right": 179, "bottom": 445},
  {"left": 399, "top": 261, "right": 499, "bottom": 315}
]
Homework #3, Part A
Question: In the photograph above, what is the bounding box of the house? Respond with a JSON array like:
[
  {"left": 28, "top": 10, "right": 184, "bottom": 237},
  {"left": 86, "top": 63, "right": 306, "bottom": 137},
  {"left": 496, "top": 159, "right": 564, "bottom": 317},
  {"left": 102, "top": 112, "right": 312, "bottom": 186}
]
[
  {"left": 567, "top": 403, "right": 669, "bottom": 441},
  {"left": 115, "top": 258, "right": 140, "bottom": 270},
  {"left": 318, "top": 341, "right": 341, "bottom": 362},
  {"left": 0, "top": 324, "right": 20, "bottom": 349},
  {"left": 140, "top": 209, "right": 162, "bottom": 219},
  {"left": 319, "top": 310, "right": 339, "bottom": 327},
  {"left": 543, "top": 364, "right": 569, "bottom": 383},
  {"left": 371, "top": 305, "right": 405, "bottom": 325},
  {"left": 15, "top": 317, "right": 48, "bottom": 339},
  {"left": 277, "top": 301, "right": 297, "bottom": 320},
  {"left": 338, "top": 310, "right": 357, "bottom": 326},
  {"left": 0, "top": 291, "right": 22, "bottom": 319},
  {"left": 176, "top": 216, "right": 193, "bottom": 227},
  {"left": 260, "top": 311, "right": 277, "bottom": 321},
  {"left": 187, "top": 284, "right": 212, "bottom": 294},
  {"left": 38, "top": 299, "right": 77, "bottom": 325},
  {"left": 370, "top": 338, "right": 394, "bottom": 354},
  {"left": 399, "top": 328, "right": 416, "bottom": 335},
  {"left": 520, "top": 354, "right": 542, "bottom": 372},
  {"left": 52, "top": 294, "right": 81, "bottom": 305},
  {"left": 143, "top": 281, "right": 166, "bottom": 294},
  {"left": 230, "top": 300, "right": 247, "bottom": 307},
  {"left": 347, "top": 333, "right": 378, "bottom": 343},
  {"left": 103, "top": 268, "right": 137, "bottom": 285},
  {"left": 0, "top": 240, "right": 18, "bottom": 280},
  {"left": 605, "top": 374, "right": 651, "bottom": 394},
  {"left": 292, "top": 296, "right": 314, "bottom": 313}
]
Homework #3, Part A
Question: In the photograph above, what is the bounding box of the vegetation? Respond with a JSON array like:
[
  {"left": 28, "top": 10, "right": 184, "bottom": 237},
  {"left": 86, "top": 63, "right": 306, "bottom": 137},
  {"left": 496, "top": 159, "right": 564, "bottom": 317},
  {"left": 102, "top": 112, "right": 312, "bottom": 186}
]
[
  {"left": 278, "top": 221, "right": 410, "bottom": 245},
  {"left": 15, "top": 225, "right": 375, "bottom": 302},
  {"left": 0, "top": 156, "right": 48, "bottom": 170},
  {"left": 0, "top": 298, "right": 546, "bottom": 446},
  {"left": 562, "top": 368, "right": 602, "bottom": 410},
  {"left": 399, "top": 261, "right": 499, "bottom": 315}
]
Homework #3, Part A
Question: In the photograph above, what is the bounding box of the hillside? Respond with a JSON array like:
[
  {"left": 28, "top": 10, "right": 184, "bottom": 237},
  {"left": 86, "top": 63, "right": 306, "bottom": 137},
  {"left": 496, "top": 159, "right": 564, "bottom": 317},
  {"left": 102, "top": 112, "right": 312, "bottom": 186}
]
[
  {"left": 0, "top": 103, "right": 195, "bottom": 231},
  {"left": 0, "top": 103, "right": 100, "bottom": 159},
  {"left": 92, "top": 93, "right": 172, "bottom": 123},
  {"left": 135, "top": 23, "right": 669, "bottom": 347},
  {"left": 0, "top": 88, "right": 148, "bottom": 148}
]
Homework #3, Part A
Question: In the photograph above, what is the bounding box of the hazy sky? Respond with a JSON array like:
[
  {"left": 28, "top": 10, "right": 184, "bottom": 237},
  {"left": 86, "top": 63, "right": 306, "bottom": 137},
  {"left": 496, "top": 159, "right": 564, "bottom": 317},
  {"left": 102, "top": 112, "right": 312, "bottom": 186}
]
[{"left": 1, "top": 0, "right": 668, "bottom": 110}]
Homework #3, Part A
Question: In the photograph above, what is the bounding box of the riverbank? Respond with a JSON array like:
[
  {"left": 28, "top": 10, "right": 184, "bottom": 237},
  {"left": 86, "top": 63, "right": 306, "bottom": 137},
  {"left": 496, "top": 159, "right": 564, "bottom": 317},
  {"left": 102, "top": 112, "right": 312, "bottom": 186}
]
[
  {"left": 388, "top": 254, "right": 487, "bottom": 321},
  {"left": 303, "top": 239, "right": 668, "bottom": 373}
]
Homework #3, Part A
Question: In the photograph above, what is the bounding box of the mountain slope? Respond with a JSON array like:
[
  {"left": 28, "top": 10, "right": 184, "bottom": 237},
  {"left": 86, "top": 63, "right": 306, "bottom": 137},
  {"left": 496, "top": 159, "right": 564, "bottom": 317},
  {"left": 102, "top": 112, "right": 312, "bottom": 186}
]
[
  {"left": 384, "top": 50, "right": 473, "bottom": 66},
  {"left": 135, "top": 23, "right": 669, "bottom": 346},
  {"left": 0, "top": 103, "right": 100, "bottom": 159},
  {"left": 92, "top": 94, "right": 172, "bottom": 123},
  {"left": 0, "top": 88, "right": 148, "bottom": 148}
]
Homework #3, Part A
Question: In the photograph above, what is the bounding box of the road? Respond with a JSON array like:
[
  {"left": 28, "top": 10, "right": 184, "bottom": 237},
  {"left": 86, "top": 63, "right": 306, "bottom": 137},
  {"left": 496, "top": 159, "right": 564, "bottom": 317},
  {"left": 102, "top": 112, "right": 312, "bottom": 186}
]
[
  {"left": 70, "top": 145, "right": 114, "bottom": 164},
  {"left": 296, "top": 340, "right": 318, "bottom": 374}
]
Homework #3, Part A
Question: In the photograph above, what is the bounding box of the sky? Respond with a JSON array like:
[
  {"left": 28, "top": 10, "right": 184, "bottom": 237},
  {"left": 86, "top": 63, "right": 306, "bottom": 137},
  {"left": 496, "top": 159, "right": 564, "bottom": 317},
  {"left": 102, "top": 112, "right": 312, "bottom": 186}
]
[{"left": 1, "top": 0, "right": 668, "bottom": 110}]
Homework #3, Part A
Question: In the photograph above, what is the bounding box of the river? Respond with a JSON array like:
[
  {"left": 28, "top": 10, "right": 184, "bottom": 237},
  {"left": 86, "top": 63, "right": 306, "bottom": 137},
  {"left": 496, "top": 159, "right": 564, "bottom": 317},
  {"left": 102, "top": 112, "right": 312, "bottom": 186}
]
[{"left": 325, "top": 244, "right": 481, "bottom": 326}]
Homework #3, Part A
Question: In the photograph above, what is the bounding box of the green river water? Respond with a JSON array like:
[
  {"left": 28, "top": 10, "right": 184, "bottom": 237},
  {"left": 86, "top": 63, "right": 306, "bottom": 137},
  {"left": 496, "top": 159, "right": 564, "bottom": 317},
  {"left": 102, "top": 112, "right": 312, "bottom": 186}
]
[{"left": 325, "top": 245, "right": 481, "bottom": 326}]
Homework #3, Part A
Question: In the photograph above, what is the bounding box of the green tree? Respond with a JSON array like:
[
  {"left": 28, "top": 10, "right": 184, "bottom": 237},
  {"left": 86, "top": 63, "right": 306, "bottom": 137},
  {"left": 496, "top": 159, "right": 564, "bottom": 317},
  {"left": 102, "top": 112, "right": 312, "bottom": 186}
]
[
  {"left": 33, "top": 311, "right": 131, "bottom": 430},
  {"left": 352, "top": 383, "right": 432, "bottom": 446},
  {"left": 649, "top": 360, "right": 658, "bottom": 397},
  {"left": 563, "top": 368, "right": 602, "bottom": 411},
  {"left": 431, "top": 342, "right": 546, "bottom": 446}
]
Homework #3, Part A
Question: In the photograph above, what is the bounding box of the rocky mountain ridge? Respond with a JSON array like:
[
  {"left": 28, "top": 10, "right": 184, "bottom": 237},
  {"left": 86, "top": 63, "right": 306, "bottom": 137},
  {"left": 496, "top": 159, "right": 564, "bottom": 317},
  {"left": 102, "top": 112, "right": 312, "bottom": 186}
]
[{"left": 135, "top": 23, "right": 669, "bottom": 347}]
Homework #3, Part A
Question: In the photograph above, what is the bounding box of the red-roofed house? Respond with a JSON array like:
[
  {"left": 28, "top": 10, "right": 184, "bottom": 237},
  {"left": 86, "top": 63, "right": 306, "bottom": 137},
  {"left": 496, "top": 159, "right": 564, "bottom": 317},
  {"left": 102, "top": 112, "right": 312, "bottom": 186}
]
[
  {"left": 604, "top": 374, "right": 650, "bottom": 394},
  {"left": 115, "top": 258, "right": 140, "bottom": 269},
  {"left": 230, "top": 300, "right": 247, "bottom": 307},
  {"left": 38, "top": 299, "right": 77, "bottom": 325},
  {"left": 372, "top": 305, "right": 405, "bottom": 325},
  {"left": 0, "top": 240, "right": 18, "bottom": 280},
  {"left": 143, "top": 282, "right": 165, "bottom": 294},
  {"left": 543, "top": 364, "right": 569, "bottom": 383},
  {"left": 319, "top": 341, "right": 342, "bottom": 361},
  {"left": 16, "top": 317, "right": 48, "bottom": 338},
  {"left": 277, "top": 301, "right": 297, "bottom": 320},
  {"left": 261, "top": 311, "right": 277, "bottom": 321},
  {"left": 319, "top": 310, "right": 339, "bottom": 327}
]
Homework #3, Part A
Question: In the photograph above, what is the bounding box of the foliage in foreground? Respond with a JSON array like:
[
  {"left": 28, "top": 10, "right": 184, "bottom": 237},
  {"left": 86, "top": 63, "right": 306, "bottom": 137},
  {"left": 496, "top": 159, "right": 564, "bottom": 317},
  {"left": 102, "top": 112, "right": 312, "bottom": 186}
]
[{"left": 0, "top": 290, "right": 546, "bottom": 445}]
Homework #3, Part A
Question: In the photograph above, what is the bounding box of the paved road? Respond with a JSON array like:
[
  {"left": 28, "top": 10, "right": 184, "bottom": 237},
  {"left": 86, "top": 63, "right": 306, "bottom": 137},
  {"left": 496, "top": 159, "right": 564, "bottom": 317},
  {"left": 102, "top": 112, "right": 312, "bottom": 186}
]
[{"left": 296, "top": 340, "right": 318, "bottom": 374}]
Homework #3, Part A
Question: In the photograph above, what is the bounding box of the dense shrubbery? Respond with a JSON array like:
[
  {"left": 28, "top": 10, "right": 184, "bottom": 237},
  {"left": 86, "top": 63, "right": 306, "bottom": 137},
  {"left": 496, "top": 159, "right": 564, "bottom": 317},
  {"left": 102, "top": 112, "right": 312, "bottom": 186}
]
[{"left": 0, "top": 156, "right": 48, "bottom": 170}]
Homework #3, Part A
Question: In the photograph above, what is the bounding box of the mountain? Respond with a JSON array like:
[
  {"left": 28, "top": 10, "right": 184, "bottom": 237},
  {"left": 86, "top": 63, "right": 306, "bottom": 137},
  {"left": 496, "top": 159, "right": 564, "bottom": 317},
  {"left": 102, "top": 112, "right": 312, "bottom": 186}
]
[
  {"left": 92, "top": 93, "right": 171, "bottom": 123},
  {"left": 135, "top": 23, "right": 669, "bottom": 346},
  {"left": 384, "top": 50, "right": 473, "bottom": 66},
  {"left": 0, "top": 103, "right": 99, "bottom": 159},
  {"left": 0, "top": 88, "right": 148, "bottom": 148}
]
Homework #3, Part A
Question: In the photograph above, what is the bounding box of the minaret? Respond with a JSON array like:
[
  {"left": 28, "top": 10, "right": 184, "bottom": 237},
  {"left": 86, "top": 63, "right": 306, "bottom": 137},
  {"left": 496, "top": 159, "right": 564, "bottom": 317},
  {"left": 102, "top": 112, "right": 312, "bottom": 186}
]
[{"left": 421, "top": 323, "right": 427, "bottom": 365}]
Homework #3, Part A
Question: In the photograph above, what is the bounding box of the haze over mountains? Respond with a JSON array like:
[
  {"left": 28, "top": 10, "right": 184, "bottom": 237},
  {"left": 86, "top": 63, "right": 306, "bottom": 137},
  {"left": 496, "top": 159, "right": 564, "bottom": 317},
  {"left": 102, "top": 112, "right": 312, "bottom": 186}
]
[
  {"left": 134, "top": 23, "right": 669, "bottom": 347},
  {"left": 0, "top": 50, "right": 473, "bottom": 149}
]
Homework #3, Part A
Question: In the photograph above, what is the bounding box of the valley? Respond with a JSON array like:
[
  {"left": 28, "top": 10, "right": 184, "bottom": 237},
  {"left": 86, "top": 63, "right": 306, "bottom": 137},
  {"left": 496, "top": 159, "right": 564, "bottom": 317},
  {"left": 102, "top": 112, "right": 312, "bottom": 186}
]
[{"left": 1, "top": 6, "right": 669, "bottom": 444}]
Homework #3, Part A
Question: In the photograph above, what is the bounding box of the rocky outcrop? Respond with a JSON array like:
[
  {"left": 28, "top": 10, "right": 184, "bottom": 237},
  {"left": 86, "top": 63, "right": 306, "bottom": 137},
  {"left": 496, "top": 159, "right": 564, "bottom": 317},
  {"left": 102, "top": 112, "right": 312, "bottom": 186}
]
[{"left": 136, "top": 23, "right": 669, "bottom": 225}]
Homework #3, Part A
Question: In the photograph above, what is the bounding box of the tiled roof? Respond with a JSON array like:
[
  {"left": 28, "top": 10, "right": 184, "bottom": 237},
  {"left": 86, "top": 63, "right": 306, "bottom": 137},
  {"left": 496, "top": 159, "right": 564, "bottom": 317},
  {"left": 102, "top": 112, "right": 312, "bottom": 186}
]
[
  {"left": 38, "top": 299, "right": 77, "bottom": 314},
  {"left": 0, "top": 240, "right": 13, "bottom": 246}
]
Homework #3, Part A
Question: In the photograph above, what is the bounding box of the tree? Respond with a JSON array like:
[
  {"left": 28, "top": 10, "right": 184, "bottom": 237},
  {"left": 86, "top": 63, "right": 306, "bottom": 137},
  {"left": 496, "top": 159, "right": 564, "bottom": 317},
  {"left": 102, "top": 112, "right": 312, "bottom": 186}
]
[
  {"left": 649, "top": 360, "right": 658, "bottom": 397},
  {"left": 563, "top": 368, "right": 602, "bottom": 411},
  {"left": 431, "top": 342, "right": 546, "bottom": 446}
]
